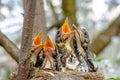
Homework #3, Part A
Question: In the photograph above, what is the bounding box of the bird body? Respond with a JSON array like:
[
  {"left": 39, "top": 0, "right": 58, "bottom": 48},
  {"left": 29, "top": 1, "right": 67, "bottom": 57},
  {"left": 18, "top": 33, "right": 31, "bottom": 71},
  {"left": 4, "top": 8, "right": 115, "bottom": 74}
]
[
  {"left": 66, "top": 52, "right": 79, "bottom": 70},
  {"left": 73, "top": 24, "right": 97, "bottom": 72},
  {"left": 30, "top": 45, "right": 43, "bottom": 66},
  {"left": 81, "top": 29, "right": 97, "bottom": 72},
  {"left": 73, "top": 29, "right": 89, "bottom": 72},
  {"left": 55, "top": 18, "right": 80, "bottom": 72}
]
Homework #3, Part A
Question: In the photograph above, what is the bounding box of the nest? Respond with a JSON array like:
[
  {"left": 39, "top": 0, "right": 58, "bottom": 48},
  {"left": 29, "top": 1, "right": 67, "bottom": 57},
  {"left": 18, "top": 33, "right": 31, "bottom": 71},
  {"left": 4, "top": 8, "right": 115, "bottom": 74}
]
[
  {"left": 10, "top": 18, "right": 105, "bottom": 80},
  {"left": 10, "top": 67, "right": 104, "bottom": 80}
]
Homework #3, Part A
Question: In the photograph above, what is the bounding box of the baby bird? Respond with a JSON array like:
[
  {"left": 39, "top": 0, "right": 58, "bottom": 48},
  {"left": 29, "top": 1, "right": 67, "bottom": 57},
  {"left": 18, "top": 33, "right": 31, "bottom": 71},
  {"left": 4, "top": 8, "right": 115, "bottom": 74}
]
[
  {"left": 73, "top": 24, "right": 89, "bottom": 72},
  {"left": 55, "top": 18, "right": 78, "bottom": 72},
  {"left": 72, "top": 24, "right": 86, "bottom": 57},
  {"left": 73, "top": 24, "right": 97, "bottom": 72},
  {"left": 41, "top": 36, "right": 56, "bottom": 70},
  {"left": 30, "top": 32, "right": 44, "bottom": 67}
]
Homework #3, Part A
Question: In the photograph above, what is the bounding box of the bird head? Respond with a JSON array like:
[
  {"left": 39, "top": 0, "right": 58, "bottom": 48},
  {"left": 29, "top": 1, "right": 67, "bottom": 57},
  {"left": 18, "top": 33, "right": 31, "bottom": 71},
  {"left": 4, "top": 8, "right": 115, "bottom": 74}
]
[
  {"left": 72, "top": 24, "right": 85, "bottom": 42},
  {"left": 61, "top": 18, "right": 74, "bottom": 41},
  {"left": 72, "top": 24, "right": 84, "bottom": 37},
  {"left": 32, "top": 32, "right": 42, "bottom": 46},
  {"left": 44, "top": 36, "right": 55, "bottom": 55},
  {"left": 62, "top": 17, "right": 71, "bottom": 34},
  {"left": 32, "top": 32, "right": 43, "bottom": 51}
]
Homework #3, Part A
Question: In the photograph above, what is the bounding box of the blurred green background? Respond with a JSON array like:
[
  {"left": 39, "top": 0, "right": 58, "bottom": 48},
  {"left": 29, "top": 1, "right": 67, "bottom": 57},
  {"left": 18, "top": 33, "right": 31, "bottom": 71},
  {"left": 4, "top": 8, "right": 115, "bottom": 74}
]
[{"left": 0, "top": 0, "right": 120, "bottom": 80}]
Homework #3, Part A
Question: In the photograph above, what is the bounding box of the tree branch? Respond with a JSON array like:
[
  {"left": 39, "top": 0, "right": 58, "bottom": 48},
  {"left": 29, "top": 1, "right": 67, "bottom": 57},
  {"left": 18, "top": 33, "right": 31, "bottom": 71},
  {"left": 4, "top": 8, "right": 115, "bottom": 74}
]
[
  {"left": 48, "top": 0, "right": 59, "bottom": 22},
  {"left": 48, "top": 20, "right": 63, "bottom": 31},
  {"left": 17, "top": 0, "right": 36, "bottom": 79},
  {"left": 0, "top": 31, "right": 19, "bottom": 63},
  {"left": 90, "top": 15, "right": 120, "bottom": 55}
]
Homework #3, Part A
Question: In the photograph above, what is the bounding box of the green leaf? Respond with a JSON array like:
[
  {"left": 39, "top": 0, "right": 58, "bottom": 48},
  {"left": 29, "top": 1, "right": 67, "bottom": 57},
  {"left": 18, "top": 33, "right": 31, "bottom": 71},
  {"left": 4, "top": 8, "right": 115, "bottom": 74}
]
[
  {"left": 108, "top": 78, "right": 120, "bottom": 80},
  {"left": 93, "top": 57, "right": 103, "bottom": 62}
]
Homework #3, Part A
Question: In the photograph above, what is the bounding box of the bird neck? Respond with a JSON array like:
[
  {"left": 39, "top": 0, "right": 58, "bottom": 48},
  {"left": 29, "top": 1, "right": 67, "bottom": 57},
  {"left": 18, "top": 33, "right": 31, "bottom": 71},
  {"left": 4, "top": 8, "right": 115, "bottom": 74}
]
[{"left": 65, "top": 37, "right": 72, "bottom": 51}]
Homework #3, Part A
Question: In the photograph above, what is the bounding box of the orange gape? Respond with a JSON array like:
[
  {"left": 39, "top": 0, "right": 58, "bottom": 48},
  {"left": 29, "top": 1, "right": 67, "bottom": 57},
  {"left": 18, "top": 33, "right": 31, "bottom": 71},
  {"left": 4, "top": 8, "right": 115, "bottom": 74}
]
[
  {"left": 32, "top": 32, "right": 42, "bottom": 46},
  {"left": 44, "top": 36, "right": 55, "bottom": 50},
  {"left": 61, "top": 18, "right": 75, "bottom": 40},
  {"left": 62, "top": 18, "right": 71, "bottom": 34}
]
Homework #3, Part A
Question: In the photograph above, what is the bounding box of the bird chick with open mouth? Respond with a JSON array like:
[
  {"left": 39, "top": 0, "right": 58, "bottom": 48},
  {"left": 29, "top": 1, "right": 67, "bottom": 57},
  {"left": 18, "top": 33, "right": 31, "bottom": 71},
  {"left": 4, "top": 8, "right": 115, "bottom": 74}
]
[
  {"left": 30, "top": 32, "right": 44, "bottom": 67},
  {"left": 41, "top": 36, "right": 56, "bottom": 70},
  {"left": 55, "top": 18, "right": 79, "bottom": 72}
]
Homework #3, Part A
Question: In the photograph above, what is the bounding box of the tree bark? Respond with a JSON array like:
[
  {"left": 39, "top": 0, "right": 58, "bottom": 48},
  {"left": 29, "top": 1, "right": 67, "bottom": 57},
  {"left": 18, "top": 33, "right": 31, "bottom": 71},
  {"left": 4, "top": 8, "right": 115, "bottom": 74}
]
[
  {"left": 90, "top": 15, "right": 120, "bottom": 55},
  {"left": 48, "top": 20, "right": 63, "bottom": 31},
  {"left": 0, "top": 31, "right": 19, "bottom": 63},
  {"left": 0, "top": 0, "right": 47, "bottom": 65},
  {"left": 23, "top": 0, "right": 47, "bottom": 41},
  {"left": 17, "top": 0, "right": 36, "bottom": 79},
  {"left": 32, "top": 0, "right": 47, "bottom": 41},
  {"left": 48, "top": 0, "right": 77, "bottom": 31}
]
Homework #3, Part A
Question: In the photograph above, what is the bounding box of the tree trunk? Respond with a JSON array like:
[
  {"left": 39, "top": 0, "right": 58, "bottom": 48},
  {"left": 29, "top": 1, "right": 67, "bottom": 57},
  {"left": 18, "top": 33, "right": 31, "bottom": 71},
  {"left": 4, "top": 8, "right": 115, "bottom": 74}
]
[
  {"left": 62, "top": 0, "right": 77, "bottom": 25},
  {"left": 24, "top": 0, "right": 47, "bottom": 41},
  {"left": 32, "top": 0, "right": 47, "bottom": 41},
  {"left": 17, "top": 0, "right": 36, "bottom": 79},
  {"left": 48, "top": 0, "right": 77, "bottom": 31},
  {"left": 90, "top": 15, "right": 120, "bottom": 55}
]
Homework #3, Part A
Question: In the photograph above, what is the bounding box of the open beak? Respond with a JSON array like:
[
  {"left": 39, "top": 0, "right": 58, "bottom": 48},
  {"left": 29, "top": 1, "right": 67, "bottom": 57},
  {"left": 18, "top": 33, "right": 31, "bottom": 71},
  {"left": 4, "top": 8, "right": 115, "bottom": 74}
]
[
  {"left": 32, "top": 32, "right": 42, "bottom": 46},
  {"left": 42, "top": 36, "right": 55, "bottom": 70},
  {"left": 61, "top": 18, "right": 74, "bottom": 40},
  {"left": 31, "top": 32, "right": 43, "bottom": 52},
  {"left": 44, "top": 36, "right": 55, "bottom": 51},
  {"left": 62, "top": 17, "right": 71, "bottom": 34}
]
